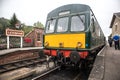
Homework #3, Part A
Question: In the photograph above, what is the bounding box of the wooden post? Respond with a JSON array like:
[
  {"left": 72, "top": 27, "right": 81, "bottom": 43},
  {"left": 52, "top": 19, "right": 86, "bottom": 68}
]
[
  {"left": 7, "top": 36, "right": 9, "bottom": 49},
  {"left": 20, "top": 37, "right": 23, "bottom": 48}
]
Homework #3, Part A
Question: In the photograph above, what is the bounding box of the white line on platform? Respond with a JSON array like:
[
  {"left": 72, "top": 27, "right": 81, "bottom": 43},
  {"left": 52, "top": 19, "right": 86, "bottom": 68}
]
[{"left": 97, "top": 46, "right": 106, "bottom": 56}]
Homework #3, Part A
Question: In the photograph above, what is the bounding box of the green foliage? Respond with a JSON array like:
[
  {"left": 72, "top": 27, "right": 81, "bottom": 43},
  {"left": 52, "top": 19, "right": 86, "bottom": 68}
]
[
  {"left": 0, "top": 18, "right": 10, "bottom": 36},
  {"left": 0, "top": 13, "right": 44, "bottom": 37},
  {"left": 10, "top": 13, "right": 20, "bottom": 29},
  {"left": 33, "top": 21, "right": 44, "bottom": 29},
  {"left": 21, "top": 24, "right": 33, "bottom": 35},
  {"left": 0, "top": 23, "right": 3, "bottom": 35},
  {"left": 0, "top": 13, "right": 20, "bottom": 36}
]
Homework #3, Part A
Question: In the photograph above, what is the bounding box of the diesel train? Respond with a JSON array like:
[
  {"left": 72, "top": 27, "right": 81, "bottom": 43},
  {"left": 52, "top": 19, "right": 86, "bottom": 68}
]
[{"left": 42, "top": 4, "right": 105, "bottom": 68}]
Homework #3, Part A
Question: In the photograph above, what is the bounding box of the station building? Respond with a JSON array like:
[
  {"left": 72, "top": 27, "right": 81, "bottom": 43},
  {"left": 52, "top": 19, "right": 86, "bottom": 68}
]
[
  {"left": 24, "top": 27, "right": 44, "bottom": 47},
  {"left": 110, "top": 12, "right": 120, "bottom": 37}
]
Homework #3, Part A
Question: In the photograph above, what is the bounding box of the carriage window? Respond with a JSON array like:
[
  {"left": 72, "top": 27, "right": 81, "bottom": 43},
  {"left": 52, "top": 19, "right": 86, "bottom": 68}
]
[
  {"left": 91, "top": 18, "right": 95, "bottom": 32},
  {"left": 46, "top": 19, "right": 56, "bottom": 33},
  {"left": 71, "top": 15, "right": 85, "bottom": 31},
  {"left": 57, "top": 17, "right": 69, "bottom": 32},
  {"left": 96, "top": 27, "right": 100, "bottom": 36}
]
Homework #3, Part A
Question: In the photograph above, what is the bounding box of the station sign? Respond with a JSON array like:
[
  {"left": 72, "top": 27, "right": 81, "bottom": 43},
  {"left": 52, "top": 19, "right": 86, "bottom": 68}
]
[{"left": 6, "top": 28, "right": 24, "bottom": 37}]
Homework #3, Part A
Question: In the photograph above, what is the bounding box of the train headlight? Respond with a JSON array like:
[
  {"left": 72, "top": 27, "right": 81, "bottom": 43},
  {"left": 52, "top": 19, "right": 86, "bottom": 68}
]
[
  {"left": 76, "top": 42, "right": 82, "bottom": 48},
  {"left": 44, "top": 42, "right": 49, "bottom": 47},
  {"left": 59, "top": 42, "right": 64, "bottom": 48}
]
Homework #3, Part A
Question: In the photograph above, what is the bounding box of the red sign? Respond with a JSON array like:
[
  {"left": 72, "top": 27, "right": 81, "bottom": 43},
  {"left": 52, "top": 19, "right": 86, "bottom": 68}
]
[
  {"left": 6, "top": 28, "right": 24, "bottom": 37},
  {"left": 24, "top": 38, "right": 31, "bottom": 43}
]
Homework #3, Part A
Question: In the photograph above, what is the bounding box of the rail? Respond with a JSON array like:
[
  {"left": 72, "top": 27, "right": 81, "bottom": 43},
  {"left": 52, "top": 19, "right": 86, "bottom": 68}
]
[
  {"left": 32, "top": 66, "right": 60, "bottom": 80},
  {"left": 0, "top": 57, "right": 46, "bottom": 74}
]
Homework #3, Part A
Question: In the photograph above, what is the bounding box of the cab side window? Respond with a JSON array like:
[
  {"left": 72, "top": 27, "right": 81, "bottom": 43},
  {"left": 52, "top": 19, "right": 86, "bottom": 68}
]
[
  {"left": 90, "top": 14, "right": 101, "bottom": 37},
  {"left": 92, "top": 18, "right": 95, "bottom": 32},
  {"left": 90, "top": 17, "right": 95, "bottom": 33}
]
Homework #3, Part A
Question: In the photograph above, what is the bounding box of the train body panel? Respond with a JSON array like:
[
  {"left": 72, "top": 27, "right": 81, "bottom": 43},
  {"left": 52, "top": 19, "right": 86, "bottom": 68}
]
[{"left": 44, "top": 33, "right": 86, "bottom": 48}]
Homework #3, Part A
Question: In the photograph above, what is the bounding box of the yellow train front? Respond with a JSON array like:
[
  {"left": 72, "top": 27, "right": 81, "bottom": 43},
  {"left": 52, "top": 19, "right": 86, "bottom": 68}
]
[{"left": 43, "top": 4, "right": 105, "bottom": 67}]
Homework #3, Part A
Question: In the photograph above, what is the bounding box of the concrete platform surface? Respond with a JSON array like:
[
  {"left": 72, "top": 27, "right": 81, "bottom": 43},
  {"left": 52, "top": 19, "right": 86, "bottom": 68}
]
[
  {"left": 103, "top": 47, "right": 120, "bottom": 80},
  {"left": 88, "top": 46, "right": 106, "bottom": 80},
  {"left": 0, "top": 47, "right": 43, "bottom": 56},
  {"left": 89, "top": 46, "right": 120, "bottom": 80}
]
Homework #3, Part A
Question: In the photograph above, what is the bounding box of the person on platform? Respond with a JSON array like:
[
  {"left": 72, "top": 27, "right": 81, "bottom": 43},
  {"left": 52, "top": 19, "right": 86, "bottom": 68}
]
[
  {"left": 108, "top": 37, "right": 113, "bottom": 47},
  {"left": 113, "top": 35, "right": 120, "bottom": 50}
]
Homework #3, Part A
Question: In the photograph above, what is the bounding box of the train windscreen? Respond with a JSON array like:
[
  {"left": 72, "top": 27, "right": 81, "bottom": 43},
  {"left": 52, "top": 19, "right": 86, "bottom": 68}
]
[
  {"left": 57, "top": 17, "right": 69, "bottom": 32},
  {"left": 71, "top": 15, "right": 85, "bottom": 31},
  {"left": 45, "top": 14, "right": 85, "bottom": 33},
  {"left": 46, "top": 19, "right": 56, "bottom": 33}
]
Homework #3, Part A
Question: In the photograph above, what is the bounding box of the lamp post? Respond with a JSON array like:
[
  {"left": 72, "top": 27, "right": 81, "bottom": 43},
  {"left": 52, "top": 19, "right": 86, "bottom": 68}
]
[
  {"left": 15, "top": 23, "right": 24, "bottom": 48},
  {"left": 15, "top": 23, "right": 23, "bottom": 29}
]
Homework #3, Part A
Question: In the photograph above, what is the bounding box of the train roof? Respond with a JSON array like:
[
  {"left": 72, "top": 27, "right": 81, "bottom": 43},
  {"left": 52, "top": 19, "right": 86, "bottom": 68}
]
[{"left": 47, "top": 4, "right": 91, "bottom": 19}]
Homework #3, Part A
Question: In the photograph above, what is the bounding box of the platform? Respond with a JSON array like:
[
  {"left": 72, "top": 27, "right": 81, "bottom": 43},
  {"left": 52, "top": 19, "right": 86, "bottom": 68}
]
[
  {"left": 103, "top": 46, "right": 120, "bottom": 80},
  {"left": 89, "top": 46, "right": 120, "bottom": 80},
  {"left": 0, "top": 47, "right": 43, "bottom": 56}
]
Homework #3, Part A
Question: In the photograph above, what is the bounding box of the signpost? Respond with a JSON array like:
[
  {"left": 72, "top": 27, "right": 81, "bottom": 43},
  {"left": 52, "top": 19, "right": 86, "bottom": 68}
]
[{"left": 6, "top": 28, "right": 24, "bottom": 49}]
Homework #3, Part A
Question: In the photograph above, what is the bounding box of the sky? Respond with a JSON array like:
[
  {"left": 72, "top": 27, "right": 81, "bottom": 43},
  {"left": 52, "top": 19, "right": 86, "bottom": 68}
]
[{"left": 0, "top": 0, "right": 120, "bottom": 38}]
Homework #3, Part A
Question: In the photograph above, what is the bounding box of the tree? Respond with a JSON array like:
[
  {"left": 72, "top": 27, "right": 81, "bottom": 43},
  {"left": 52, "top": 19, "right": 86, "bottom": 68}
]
[
  {"left": 21, "top": 23, "right": 33, "bottom": 35},
  {"left": 33, "top": 21, "right": 44, "bottom": 29},
  {"left": 0, "top": 23, "right": 3, "bottom": 36},
  {"left": 0, "top": 17, "right": 10, "bottom": 36},
  {"left": 10, "top": 13, "right": 20, "bottom": 29}
]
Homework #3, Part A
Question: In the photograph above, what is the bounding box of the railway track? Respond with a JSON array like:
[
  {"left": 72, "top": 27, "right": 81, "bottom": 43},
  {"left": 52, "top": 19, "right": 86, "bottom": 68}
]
[
  {"left": 0, "top": 57, "right": 46, "bottom": 74},
  {"left": 31, "top": 66, "right": 90, "bottom": 80},
  {"left": 0, "top": 46, "right": 104, "bottom": 79},
  {"left": 30, "top": 46, "right": 104, "bottom": 80}
]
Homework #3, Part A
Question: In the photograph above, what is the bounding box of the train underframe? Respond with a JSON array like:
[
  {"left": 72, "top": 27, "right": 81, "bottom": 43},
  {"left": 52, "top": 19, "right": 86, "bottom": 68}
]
[{"left": 41, "top": 45, "right": 104, "bottom": 69}]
